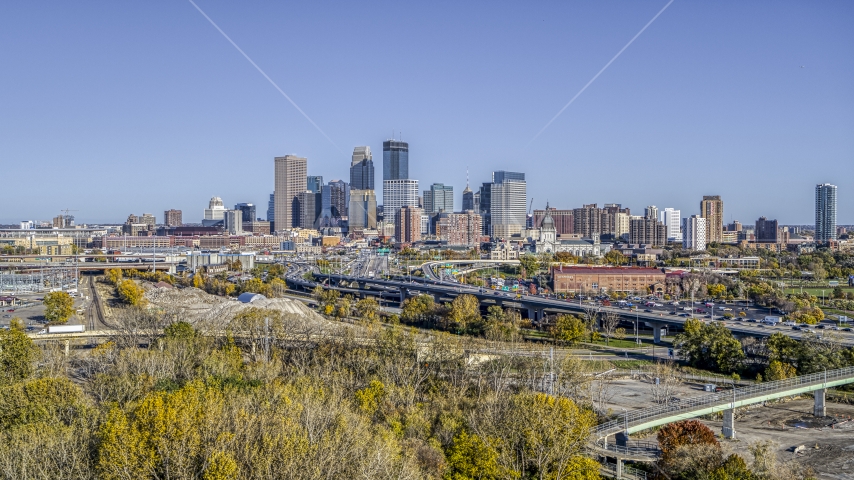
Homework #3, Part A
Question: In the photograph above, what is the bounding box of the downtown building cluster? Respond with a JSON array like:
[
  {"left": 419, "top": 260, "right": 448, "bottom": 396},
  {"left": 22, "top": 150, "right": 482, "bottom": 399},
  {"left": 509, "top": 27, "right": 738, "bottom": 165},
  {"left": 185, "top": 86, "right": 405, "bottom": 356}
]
[{"left": 4, "top": 132, "right": 845, "bottom": 261}]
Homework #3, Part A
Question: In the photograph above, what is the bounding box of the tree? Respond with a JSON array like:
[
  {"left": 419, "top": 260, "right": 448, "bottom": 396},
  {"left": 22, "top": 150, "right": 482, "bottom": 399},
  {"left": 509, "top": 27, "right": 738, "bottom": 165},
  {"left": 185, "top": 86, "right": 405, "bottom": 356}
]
[
  {"left": 657, "top": 420, "right": 719, "bottom": 464},
  {"left": 0, "top": 320, "right": 39, "bottom": 385},
  {"left": 650, "top": 361, "right": 682, "bottom": 406},
  {"left": 117, "top": 279, "right": 146, "bottom": 306},
  {"left": 444, "top": 431, "right": 503, "bottom": 480},
  {"left": 553, "top": 251, "right": 578, "bottom": 264},
  {"left": 106, "top": 268, "right": 123, "bottom": 285},
  {"left": 707, "top": 283, "right": 727, "bottom": 299},
  {"left": 674, "top": 318, "right": 745, "bottom": 373},
  {"left": 43, "top": 291, "right": 74, "bottom": 324},
  {"left": 603, "top": 250, "right": 627, "bottom": 266},
  {"left": 401, "top": 295, "right": 436, "bottom": 324},
  {"left": 550, "top": 314, "right": 586, "bottom": 345},
  {"left": 518, "top": 254, "right": 539, "bottom": 278},
  {"left": 600, "top": 311, "right": 621, "bottom": 345},
  {"left": 445, "top": 294, "right": 482, "bottom": 333},
  {"left": 354, "top": 297, "right": 380, "bottom": 323},
  {"left": 763, "top": 360, "right": 796, "bottom": 381},
  {"left": 164, "top": 321, "right": 197, "bottom": 341}
]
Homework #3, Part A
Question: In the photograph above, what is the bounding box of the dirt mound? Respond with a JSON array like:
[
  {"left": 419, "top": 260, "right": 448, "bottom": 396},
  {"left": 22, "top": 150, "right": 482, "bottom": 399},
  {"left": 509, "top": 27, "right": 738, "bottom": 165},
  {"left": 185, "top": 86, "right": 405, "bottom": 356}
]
[{"left": 144, "top": 284, "right": 335, "bottom": 332}]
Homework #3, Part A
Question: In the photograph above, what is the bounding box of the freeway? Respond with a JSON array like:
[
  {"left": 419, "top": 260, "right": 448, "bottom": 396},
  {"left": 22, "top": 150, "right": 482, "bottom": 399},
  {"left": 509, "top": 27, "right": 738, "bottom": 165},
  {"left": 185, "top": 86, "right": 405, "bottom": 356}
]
[{"left": 291, "top": 260, "right": 854, "bottom": 347}]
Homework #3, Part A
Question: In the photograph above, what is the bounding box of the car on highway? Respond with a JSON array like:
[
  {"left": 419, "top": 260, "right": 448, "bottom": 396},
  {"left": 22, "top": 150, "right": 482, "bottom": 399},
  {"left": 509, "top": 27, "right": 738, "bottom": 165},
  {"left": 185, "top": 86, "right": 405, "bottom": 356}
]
[
  {"left": 669, "top": 311, "right": 677, "bottom": 315},
  {"left": 2, "top": 314, "right": 10, "bottom": 318},
  {"left": 844, "top": 328, "right": 853, "bottom": 332},
  {"left": 792, "top": 326, "right": 801, "bottom": 331},
  {"left": 644, "top": 309, "right": 653, "bottom": 313},
  {"left": 747, "top": 318, "right": 757, "bottom": 322}
]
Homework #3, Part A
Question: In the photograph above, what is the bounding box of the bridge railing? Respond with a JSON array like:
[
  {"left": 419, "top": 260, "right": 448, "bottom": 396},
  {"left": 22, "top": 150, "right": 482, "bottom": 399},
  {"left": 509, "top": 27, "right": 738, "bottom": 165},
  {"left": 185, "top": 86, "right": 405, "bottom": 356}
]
[
  {"left": 595, "top": 365, "right": 854, "bottom": 437},
  {"left": 595, "top": 440, "right": 661, "bottom": 459}
]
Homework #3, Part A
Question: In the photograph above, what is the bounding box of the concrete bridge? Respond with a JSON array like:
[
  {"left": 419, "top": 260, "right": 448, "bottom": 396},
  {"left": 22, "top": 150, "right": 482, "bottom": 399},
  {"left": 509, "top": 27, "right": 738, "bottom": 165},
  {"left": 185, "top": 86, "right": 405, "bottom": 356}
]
[{"left": 592, "top": 366, "right": 854, "bottom": 476}]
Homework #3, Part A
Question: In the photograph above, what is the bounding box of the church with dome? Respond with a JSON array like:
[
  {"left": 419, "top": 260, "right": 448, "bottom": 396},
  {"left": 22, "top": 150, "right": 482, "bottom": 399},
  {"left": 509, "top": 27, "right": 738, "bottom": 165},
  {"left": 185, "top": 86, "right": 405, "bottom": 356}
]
[{"left": 533, "top": 203, "right": 605, "bottom": 257}]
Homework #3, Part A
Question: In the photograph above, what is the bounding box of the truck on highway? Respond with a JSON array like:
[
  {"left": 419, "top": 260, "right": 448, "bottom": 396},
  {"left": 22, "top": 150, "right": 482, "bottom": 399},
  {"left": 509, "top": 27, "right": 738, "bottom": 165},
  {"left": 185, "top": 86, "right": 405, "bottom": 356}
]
[
  {"left": 762, "top": 316, "right": 782, "bottom": 325},
  {"left": 37, "top": 325, "right": 85, "bottom": 335}
]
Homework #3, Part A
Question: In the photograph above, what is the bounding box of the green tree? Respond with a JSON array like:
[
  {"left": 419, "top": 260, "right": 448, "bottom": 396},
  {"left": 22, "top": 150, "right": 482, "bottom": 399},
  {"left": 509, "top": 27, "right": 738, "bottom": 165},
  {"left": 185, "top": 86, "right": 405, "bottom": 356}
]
[
  {"left": 763, "top": 360, "right": 796, "bottom": 381},
  {"left": 518, "top": 254, "right": 539, "bottom": 278},
  {"left": 106, "top": 268, "right": 123, "bottom": 285},
  {"left": 707, "top": 283, "right": 727, "bottom": 299},
  {"left": 0, "top": 321, "right": 39, "bottom": 385},
  {"left": 401, "top": 295, "right": 436, "bottom": 324},
  {"left": 43, "top": 291, "right": 74, "bottom": 324},
  {"left": 674, "top": 319, "right": 745, "bottom": 373},
  {"left": 550, "top": 314, "right": 586, "bottom": 345},
  {"left": 164, "top": 321, "right": 197, "bottom": 340},
  {"left": 444, "top": 431, "right": 503, "bottom": 480},
  {"left": 554, "top": 251, "right": 578, "bottom": 264}
]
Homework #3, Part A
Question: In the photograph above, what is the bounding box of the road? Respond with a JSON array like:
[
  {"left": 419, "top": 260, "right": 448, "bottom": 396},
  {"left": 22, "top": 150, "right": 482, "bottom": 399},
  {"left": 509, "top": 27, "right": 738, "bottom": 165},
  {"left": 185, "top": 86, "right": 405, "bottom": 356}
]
[{"left": 289, "top": 260, "right": 854, "bottom": 347}]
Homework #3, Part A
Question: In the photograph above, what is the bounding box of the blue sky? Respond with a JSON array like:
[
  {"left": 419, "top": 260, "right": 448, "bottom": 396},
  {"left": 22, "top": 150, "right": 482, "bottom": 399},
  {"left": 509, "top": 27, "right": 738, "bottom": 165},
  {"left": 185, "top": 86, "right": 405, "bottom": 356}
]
[{"left": 0, "top": 1, "right": 851, "bottom": 225}]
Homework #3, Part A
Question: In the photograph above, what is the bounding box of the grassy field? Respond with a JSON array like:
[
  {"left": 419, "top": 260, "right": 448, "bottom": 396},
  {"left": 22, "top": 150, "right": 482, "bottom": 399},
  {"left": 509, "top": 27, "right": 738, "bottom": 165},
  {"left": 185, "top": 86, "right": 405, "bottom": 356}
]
[{"left": 783, "top": 285, "right": 853, "bottom": 296}]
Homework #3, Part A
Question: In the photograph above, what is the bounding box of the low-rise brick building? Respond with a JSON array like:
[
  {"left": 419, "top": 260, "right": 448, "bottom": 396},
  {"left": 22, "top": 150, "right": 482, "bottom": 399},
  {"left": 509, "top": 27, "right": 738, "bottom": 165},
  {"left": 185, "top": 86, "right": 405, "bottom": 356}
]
[{"left": 552, "top": 266, "right": 666, "bottom": 295}]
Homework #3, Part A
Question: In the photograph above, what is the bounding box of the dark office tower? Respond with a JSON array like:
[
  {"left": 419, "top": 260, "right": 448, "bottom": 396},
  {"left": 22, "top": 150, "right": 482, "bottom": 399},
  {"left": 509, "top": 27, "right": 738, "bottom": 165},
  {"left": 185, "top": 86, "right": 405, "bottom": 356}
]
[
  {"left": 267, "top": 193, "right": 274, "bottom": 223},
  {"left": 383, "top": 140, "right": 409, "bottom": 181},
  {"left": 755, "top": 216, "right": 779, "bottom": 243},
  {"left": 462, "top": 185, "right": 474, "bottom": 212},
  {"left": 815, "top": 183, "right": 838, "bottom": 243},
  {"left": 478, "top": 183, "right": 492, "bottom": 235},
  {"left": 234, "top": 203, "right": 256, "bottom": 223},
  {"left": 297, "top": 191, "right": 321, "bottom": 229},
  {"left": 350, "top": 146, "right": 374, "bottom": 190},
  {"left": 307, "top": 176, "right": 324, "bottom": 193}
]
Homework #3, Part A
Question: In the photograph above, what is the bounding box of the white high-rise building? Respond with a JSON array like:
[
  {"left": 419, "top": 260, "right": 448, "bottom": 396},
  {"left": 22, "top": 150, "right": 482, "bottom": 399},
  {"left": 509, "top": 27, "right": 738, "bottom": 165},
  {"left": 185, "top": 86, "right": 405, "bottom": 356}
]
[
  {"left": 382, "top": 179, "right": 419, "bottom": 225},
  {"left": 203, "top": 197, "right": 227, "bottom": 226},
  {"left": 815, "top": 183, "right": 837, "bottom": 243},
  {"left": 490, "top": 171, "right": 527, "bottom": 239},
  {"left": 683, "top": 215, "right": 707, "bottom": 251},
  {"left": 660, "top": 208, "right": 682, "bottom": 242}
]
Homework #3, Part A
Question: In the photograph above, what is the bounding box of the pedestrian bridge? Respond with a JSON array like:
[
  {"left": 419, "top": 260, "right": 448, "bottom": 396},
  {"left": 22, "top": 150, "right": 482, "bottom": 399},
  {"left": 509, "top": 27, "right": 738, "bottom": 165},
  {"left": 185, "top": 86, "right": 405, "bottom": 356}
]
[{"left": 592, "top": 365, "right": 854, "bottom": 465}]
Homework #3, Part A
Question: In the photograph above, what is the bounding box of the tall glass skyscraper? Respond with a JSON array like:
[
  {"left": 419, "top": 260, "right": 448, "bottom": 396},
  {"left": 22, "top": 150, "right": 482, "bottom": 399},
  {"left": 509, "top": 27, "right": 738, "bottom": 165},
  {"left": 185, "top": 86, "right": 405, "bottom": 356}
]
[
  {"left": 383, "top": 140, "right": 409, "bottom": 181},
  {"left": 350, "top": 146, "right": 374, "bottom": 190},
  {"left": 815, "top": 183, "right": 837, "bottom": 242}
]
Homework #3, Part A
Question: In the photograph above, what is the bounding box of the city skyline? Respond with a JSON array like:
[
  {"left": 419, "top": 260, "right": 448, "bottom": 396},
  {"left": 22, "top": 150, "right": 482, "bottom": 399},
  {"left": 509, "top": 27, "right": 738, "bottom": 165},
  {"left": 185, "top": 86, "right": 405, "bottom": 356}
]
[{"left": 0, "top": 2, "right": 852, "bottom": 224}]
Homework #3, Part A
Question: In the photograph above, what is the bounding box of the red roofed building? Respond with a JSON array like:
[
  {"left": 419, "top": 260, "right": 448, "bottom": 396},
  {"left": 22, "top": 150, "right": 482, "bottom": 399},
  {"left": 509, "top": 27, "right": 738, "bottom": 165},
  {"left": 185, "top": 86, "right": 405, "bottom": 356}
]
[{"left": 552, "top": 266, "right": 666, "bottom": 295}]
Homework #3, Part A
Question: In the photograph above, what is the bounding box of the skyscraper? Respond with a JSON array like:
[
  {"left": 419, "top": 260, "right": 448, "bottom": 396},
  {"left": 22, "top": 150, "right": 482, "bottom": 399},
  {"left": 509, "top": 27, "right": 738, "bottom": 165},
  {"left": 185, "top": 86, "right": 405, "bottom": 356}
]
[
  {"left": 307, "top": 176, "right": 324, "bottom": 193},
  {"left": 350, "top": 146, "right": 374, "bottom": 190},
  {"left": 267, "top": 193, "right": 274, "bottom": 223},
  {"left": 478, "top": 183, "right": 492, "bottom": 235},
  {"left": 423, "top": 183, "right": 454, "bottom": 214},
  {"left": 815, "top": 183, "right": 838, "bottom": 243},
  {"left": 319, "top": 180, "right": 349, "bottom": 226},
  {"left": 755, "top": 217, "right": 779, "bottom": 243},
  {"left": 349, "top": 190, "right": 377, "bottom": 230},
  {"left": 683, "top": 215, "right": 707, "bottom": 251},
  {"left": 462, "top": 186, "right": 474, "bottom": 212},
  {"left": 297, "top": 191, "right": 321, "bottom": 229},
  {"left": 383, "top": 140, "right": 409, "bottom": 181},
  {"left": 234, "top": 203, "right": 256, "bottom": 223},
  {"left": 383, "top": 179, "right": 419, "bottom": 224},
  {"left": 700, "top": 195, "right": 723, "bottom": 244},
  {"left": 490, "top": 171, "right": 526, "bottom": 239},
  {"left": 203, "top": 197, "right": 227, "bottom": 226},
  {"left": 659, "top": 208, "right": 682, "bottom": 242},
  {"left": 274, "top": 155, "right": 307, "bottom": 231}
]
